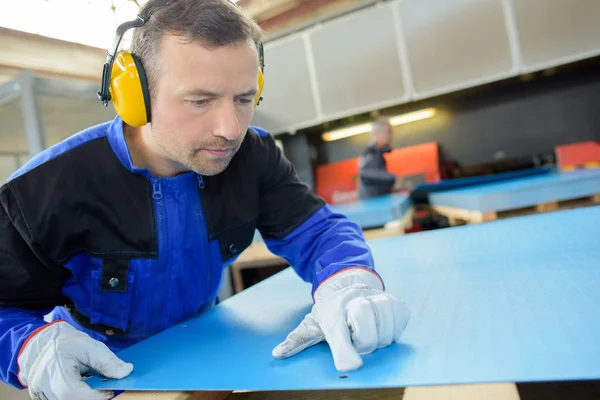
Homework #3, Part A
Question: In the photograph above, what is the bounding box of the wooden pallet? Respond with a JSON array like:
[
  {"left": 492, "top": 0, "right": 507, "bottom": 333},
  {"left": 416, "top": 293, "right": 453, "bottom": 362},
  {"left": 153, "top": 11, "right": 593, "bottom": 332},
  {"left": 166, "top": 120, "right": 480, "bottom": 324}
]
[
  {"left": 364, "top": 207, "right": 415, "bottom": 240},
  {"left": 230, "top": 242, "right": 288, "bottom": 294},
  {"left": 433, "top": 193, "right": 600, "bottom": 226}
]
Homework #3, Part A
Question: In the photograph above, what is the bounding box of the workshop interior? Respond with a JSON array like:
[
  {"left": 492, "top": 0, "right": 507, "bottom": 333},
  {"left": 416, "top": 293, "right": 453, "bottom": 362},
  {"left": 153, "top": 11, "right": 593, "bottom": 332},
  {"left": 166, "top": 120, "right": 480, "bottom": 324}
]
[{"left": 1, "top": 0, "right": 600, "bottom": 399}]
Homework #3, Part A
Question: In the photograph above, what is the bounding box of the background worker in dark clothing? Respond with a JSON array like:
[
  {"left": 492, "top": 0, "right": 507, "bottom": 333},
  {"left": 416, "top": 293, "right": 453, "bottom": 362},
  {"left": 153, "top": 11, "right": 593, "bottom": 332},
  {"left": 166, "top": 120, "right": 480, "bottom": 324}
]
[{"left": 358, "top": 119, "right": 400, "bottom": 198}]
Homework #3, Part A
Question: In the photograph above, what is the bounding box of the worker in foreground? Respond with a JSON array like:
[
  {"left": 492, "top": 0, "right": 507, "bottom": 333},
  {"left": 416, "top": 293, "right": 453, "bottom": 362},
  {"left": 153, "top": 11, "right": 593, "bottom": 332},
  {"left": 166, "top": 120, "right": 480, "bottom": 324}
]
[{"left": 0, "top": 1, "right": 410, "bottom": 399}]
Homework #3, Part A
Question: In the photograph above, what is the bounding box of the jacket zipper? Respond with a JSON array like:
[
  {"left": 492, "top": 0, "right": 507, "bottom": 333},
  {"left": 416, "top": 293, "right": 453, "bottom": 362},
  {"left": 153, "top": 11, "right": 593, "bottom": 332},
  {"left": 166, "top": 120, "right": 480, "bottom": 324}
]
[
  {"left": 152, "top": 178, "right": 166, "bottom": 331},
  {"left": 196, "top": 175, "right": 212, "bottom": 304}
]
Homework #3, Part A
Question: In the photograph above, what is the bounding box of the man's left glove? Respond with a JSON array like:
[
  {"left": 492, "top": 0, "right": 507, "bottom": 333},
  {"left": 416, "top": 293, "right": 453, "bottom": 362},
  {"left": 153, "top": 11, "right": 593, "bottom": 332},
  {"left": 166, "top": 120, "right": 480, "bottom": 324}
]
[{"left": 272, "top": 268, "right": 410, "bottom": 371}]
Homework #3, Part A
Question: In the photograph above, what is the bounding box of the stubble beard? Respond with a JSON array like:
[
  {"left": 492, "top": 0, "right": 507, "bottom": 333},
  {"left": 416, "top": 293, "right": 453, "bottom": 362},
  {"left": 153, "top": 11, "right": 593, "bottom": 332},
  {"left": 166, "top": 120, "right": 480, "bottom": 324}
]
[{"left": 152, "top": 129, "right": 241, "bottom": 176}]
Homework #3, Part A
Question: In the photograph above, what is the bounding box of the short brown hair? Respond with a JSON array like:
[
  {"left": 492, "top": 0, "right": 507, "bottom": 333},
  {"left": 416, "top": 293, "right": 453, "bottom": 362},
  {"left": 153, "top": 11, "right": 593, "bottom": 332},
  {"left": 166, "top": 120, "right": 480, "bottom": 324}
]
[{"left": 131, "top": 0, "right": 263, "bottom": 97}]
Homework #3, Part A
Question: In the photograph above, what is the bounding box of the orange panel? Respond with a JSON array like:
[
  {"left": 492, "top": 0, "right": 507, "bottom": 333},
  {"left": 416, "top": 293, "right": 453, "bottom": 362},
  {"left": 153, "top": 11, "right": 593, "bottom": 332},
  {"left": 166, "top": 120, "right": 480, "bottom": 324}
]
[
  {"left": 315, "top": 142, "right": 441, "bottom": 204},
  {"left": 315, "top": 158, "right": 359, "bottom": 204},
  {"left": 385, "top": 142, "right": 441, "bottom": 184}
]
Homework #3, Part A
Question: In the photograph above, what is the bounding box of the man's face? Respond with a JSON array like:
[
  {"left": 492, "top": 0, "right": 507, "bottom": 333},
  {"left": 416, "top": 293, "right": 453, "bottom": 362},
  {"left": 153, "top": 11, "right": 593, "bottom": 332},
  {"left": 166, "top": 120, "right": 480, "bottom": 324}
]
[
  {"left": 148, "top": 35, "right": 259, "bottom": 176},
  {"left": 375, "top": 124, "right": 393, "bottom": 149}
]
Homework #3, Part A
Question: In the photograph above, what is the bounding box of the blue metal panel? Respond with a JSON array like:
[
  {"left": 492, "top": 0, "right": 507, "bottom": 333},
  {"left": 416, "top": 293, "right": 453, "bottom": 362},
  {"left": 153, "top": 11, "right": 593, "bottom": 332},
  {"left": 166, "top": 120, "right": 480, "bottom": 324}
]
[
  {"left": 410, "top": 167, "right": 553, "bottom": 203},
  {"left": 89, "top": 205, "right": 600, "bottom": 391},
  {"left": 429, "top": 169, "right": 600, "bottom": 212}
]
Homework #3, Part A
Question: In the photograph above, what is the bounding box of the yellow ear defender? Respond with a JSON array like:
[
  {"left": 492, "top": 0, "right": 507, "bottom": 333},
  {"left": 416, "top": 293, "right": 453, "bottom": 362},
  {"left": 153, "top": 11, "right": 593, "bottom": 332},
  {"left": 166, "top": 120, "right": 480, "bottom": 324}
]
[
  {"left": 98, "top": 9, "right": 265, "bottom": 128},
  {"left": 254, "top": 41, "right": 265, "bottom": 107}
]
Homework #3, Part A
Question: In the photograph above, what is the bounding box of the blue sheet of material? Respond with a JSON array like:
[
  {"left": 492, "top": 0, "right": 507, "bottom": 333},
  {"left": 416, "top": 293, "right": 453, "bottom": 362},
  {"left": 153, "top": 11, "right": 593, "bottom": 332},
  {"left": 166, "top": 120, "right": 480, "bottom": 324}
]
[
  {"left": 429, "top": 168, "right": 600, "bottom": 212},
  {"left": 329, "top": 193, "right": 411, "bottom": 229},
  {"left": 89, "top": 206, "right": 600, "bottom": 391},
  {"left": 410, "top": 167, "right": 553, "bottom": 203}
]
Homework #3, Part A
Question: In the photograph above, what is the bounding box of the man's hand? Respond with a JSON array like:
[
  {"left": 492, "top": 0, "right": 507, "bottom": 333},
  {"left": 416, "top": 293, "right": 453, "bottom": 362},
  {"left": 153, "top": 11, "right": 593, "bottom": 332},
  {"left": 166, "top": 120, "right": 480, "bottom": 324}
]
[
  {"left": 272, "top": 268, "right": 410, "bottom": 371},
  {"left": 18, "top": 321, "right": 133, "bottom": 400},
  {"left": 393, "top": 177, "right": 406, "bottom": 191}
]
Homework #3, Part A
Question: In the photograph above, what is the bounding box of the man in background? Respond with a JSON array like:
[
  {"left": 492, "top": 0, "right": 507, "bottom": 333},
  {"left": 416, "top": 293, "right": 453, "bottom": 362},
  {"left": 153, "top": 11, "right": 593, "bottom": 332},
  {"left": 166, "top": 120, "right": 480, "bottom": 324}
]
[{"left": 358, "top": 118, "right": 402, "bottom": 198}]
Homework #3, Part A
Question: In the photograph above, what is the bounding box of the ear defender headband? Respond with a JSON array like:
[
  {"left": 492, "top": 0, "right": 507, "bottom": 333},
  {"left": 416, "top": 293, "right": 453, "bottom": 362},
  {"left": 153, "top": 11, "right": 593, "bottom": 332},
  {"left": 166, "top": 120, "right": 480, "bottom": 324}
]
[{"left": 98, "top": 6, "right": 265, "bottom": 128}]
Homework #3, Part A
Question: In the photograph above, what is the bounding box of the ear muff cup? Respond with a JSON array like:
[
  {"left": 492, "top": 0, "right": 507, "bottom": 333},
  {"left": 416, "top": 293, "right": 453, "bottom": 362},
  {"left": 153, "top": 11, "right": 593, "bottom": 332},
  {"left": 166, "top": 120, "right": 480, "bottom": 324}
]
[
  {"left": 131, "top": 54, "right": 152, "bottom": 123},
  {"left": 254, "top": 67, "right": 264, "bottom": 108},
  {"left": 109, "top": 52, "right": 151, "bottom": 127}
]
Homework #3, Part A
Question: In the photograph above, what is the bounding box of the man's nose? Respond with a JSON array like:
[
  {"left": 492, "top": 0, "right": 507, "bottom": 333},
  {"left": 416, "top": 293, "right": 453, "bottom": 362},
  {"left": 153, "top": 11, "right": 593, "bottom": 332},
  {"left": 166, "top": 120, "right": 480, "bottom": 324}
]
[{"left": 212, "top": 101, "right": 241, "bottom": 141}]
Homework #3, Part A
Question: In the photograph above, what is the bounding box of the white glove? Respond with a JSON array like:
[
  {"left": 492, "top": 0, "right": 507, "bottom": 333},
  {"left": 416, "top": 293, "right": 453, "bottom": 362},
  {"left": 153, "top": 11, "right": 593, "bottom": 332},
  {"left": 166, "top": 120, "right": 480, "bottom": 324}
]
[
  {"left": 17, "top": 321, "right": 133, "bottom": 400},
  {"left": 272, "top": 268, "right": 410, "bottom": 372}
]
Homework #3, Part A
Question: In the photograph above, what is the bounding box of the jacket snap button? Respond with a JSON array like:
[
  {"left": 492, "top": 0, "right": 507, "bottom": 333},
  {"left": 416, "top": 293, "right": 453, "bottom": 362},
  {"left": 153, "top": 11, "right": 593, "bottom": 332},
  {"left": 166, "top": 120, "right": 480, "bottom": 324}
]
[
  {"left": 109, "top": 277, "right": 120, "bottom": 288},
  {"left": 229, "top": 244, "right": 238, "bottom": 254},
  {"left": 105, "top": 329, "right": 115, "bottom": 336}
]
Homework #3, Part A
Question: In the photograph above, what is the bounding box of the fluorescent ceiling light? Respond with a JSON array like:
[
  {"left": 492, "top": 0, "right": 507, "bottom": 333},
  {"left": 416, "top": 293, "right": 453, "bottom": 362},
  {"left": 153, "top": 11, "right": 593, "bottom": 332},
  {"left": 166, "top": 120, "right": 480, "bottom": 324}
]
[
  {"left": 389, "top": 107, "right": 436, "bottom": 126},
  {"left": 321, "top": 123, "right": 373, "bottom": 142},
  {"left": 321, "top": 108, "right": 437, "bottom": 142}
]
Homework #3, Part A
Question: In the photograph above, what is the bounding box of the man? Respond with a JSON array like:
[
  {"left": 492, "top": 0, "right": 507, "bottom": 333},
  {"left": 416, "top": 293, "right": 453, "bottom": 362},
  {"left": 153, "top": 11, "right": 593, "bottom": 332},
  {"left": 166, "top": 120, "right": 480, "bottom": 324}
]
[
  {"left": 358, "top": 119, "right": 401, "bottom": 199},
  {"left": 0, "top": 1, "right": 410, "bottom": 399}
]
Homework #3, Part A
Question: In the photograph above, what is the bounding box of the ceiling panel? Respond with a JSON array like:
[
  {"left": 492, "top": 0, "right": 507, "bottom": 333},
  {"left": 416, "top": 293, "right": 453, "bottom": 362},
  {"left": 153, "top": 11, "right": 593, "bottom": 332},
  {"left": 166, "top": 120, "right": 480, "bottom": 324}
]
[
  {"left": 398, "top": 0, "right": 515, "bottom": 99},
  {"left": 309, "top": 3, "right": 407, "bottom": 120},
  {"left": 513, "top": 0, "right": 600, "bottom": 72},
  {"left": 250, "top": 35, "right": 319, "bottom": 133}
]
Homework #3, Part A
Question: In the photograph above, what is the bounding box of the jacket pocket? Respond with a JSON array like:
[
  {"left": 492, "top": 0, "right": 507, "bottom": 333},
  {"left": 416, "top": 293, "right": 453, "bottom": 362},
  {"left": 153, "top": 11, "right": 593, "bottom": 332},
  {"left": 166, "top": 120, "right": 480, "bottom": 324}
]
[
  {"left": 218, "top": 220, "right": 257, "bottom": 263},
  {"left": 90, "top": 259, "right": 135, "bottom": 332}
]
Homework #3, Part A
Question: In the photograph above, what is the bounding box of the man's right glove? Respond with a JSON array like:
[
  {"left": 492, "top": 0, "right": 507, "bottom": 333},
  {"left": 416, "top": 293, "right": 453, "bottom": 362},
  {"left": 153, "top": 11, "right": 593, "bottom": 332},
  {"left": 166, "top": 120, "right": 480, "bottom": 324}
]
[
  {"left": 17, "top": 320, "right": 133, "bottom": 400},
  {"left": 272, "top": 268, "right": 410, "bottom": 371}
]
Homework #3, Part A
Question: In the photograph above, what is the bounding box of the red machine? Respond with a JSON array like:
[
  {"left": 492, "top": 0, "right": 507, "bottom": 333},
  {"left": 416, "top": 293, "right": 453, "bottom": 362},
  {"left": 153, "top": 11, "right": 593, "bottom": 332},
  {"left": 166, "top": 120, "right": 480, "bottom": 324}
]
[
  {"left": 556, "top": 141, "right": 600, "bottom": 171},
  {"left": 315, "top": 142, "right": 441, "bottom": 204}
]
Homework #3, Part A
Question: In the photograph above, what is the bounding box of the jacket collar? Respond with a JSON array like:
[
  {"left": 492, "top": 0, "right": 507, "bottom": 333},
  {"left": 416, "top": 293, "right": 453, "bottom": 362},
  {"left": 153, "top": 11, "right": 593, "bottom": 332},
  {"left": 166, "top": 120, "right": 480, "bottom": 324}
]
[
  {"left": 106, "top": 116, "right": 151, "bottom": 177},
  {"left": 106, "top": 116, "right": 202, "bottom": 191}
]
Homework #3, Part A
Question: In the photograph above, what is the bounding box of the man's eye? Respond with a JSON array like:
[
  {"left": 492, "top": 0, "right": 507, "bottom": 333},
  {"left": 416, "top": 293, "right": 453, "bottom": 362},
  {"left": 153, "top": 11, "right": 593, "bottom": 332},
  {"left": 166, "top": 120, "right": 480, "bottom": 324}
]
[
  {"left": 238, "top": 98, "right": 253, "bottom": 104},
  {"left": 191, "top": 99, "right": 211, "bottom": 106}
]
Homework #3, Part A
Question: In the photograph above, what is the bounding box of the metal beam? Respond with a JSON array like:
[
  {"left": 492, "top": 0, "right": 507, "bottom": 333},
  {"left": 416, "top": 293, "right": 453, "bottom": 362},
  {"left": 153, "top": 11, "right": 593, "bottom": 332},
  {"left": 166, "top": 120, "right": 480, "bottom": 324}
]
[
  {"left": 0, "top": 77, "right": 21, "bottom": 107},
  {"left": 13, "top": 154, "right": 20, "bottom": 171},
  {"left": 239, "top": 0, "right": 299, "bottom": 19},
  {"left": 36, "top": 76, "right": 100, "bottom": 101},
  {"left": 17, "top": 70, "right": 46, "bottom": 156},
  {"left": 0, "top": 27, "right": 104, "bottom": 82}
]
